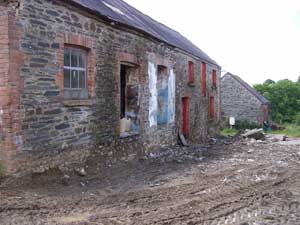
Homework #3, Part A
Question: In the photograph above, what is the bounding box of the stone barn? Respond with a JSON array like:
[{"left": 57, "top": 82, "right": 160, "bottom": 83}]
[
  {"left": 221, "top": 73, "right": 270, "bottom": 125},
  {"left": 0, "top": 0, "right": 221, "bottom": 173}
]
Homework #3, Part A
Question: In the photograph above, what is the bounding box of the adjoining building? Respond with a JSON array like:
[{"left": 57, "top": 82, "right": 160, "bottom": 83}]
[
  {"left": 221, "top": 73, "right": 270, "bottom": 125},
  {"left": 0, "top": 0, "right": 221, "bottom": 173}
]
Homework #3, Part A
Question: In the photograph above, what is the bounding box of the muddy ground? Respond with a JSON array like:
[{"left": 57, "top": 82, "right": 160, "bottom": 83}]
[{"left": 1, "top": 137, "right": 300, "bottom": 225}]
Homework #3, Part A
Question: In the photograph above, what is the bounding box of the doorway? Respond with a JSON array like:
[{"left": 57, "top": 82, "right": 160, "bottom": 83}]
[{"left": 120, "top": 64, "right": 140, "bottom": 137}]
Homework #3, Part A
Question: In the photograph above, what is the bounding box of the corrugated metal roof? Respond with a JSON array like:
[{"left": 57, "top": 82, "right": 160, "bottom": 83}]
[
  {"left": 222, "top": 73, "right": 270, "bottom": 104},
  {"left": 68, "top": 0, "right": 220, "bottom": 67}
]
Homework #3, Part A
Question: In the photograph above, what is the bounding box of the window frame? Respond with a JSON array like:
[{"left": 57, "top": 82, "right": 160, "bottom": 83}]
[{"left": 64, "top": 46, "right": 88, "bottom": 90}]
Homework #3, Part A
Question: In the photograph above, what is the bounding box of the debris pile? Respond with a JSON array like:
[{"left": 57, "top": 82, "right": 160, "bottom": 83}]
[
  {"left": 242, "top": 128, "right": 265, "bottom": 140},
  {"left": 145, "top": 146, "right": 206, "bottom": 163}
]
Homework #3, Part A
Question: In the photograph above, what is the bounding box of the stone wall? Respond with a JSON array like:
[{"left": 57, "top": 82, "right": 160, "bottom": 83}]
[
  {"left": 0, "top": 0, "right": 221, "bottom": 173},
  {"left": 221, "top": 74, "right": 264, "bottom": 124}
]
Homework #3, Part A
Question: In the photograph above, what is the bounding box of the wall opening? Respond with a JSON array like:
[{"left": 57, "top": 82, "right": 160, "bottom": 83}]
[
  {"left": 120, "top": 64, "right": 140, "bottom": 137},
  {"left": 201, "top": 62, "right": 207, "bottom": 96},
  {"left": 212, "top": 69, "right": 217, "bottom": 88},
  {"left": 157, "top": 65, "right": 168, "bottom": 125},
  {"left": 182, "top": 97, "right": 189, "bottom": 137},
  {"left": 209, "top": 96, "right": 215, "bottom": 120},
  {"left": 188, "top": 61, "right": 194, "bottom": 84}
]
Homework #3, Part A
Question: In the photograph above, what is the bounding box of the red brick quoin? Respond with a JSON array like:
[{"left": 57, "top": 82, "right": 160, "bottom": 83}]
[{"left": 0, "top": 6, "right": 24, "bottom": 173}]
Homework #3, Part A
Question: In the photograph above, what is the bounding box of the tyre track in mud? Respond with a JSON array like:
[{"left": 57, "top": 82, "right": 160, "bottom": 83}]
[{"left": 1, "top": 140, "right": 300, "bottom": 224}]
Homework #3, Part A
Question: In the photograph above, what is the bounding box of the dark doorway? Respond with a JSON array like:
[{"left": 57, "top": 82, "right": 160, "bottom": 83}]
[
  {"left": 120, "top": 65, "right": 127, "bottom": 119},
  {"left": 119, "top": 64, "right": 140, "bottom": 137}
]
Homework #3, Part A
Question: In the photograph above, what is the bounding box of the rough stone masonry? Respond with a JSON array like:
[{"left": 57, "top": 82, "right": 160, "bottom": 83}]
[
  {"left": 0, "top": 0, "right": 221, "bottom": 173},
  {"left": 221, "top": 73, "right": 269, "bottom": 125}
]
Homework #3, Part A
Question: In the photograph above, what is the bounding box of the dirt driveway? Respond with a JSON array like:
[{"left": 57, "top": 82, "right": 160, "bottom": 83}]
[{"left": 1, "top": 138, "right": 300, "bottom": 225}]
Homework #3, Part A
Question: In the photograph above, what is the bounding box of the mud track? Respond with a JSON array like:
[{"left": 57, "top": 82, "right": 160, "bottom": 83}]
[{"left": 1, "top": 138, "right": 300, "bottom": 224}]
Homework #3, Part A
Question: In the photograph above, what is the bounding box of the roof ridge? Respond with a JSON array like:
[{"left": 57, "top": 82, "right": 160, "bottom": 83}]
[{"left": 69, "top": 0, "right": 220, "bottom": 67}]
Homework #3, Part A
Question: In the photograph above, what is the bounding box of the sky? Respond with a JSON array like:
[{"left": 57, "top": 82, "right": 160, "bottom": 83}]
[{"left": 123, "top": 0, "right": 300, "bottom": 85}]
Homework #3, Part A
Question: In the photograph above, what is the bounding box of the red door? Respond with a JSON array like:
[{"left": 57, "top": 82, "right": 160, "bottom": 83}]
[{"left": 182, "top": 97, "right": 189, "bottom": 136}]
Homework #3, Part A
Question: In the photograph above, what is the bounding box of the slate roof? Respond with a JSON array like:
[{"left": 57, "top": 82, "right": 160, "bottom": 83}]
[
  {"left": 68, "top": 0, "right": 220, "bottom": 67},
  {"left": 222, "top": 73, "right": 270, "bottom": 104}
]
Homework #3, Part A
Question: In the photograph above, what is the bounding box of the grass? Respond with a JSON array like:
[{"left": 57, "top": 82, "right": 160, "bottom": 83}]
[
  {"left": 0, "top": 163, "right": 6, "bottom": 177},
  {"left": 220, "top": 128, "right": 239, "bottom": 137},
  {"left": 268, "top": 124, "right": 300, "bottom": 137}
]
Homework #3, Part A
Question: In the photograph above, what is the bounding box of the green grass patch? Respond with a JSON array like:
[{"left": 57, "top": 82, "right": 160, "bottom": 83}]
[
  {"left": 268, "top": 124, "right": 300, "bottom": 137},
  {"left": 0, "top": 163, "right": 7, "bottom": 177},
  {"left": 220, "top": 128, "right": 239, "bottom": 137}
]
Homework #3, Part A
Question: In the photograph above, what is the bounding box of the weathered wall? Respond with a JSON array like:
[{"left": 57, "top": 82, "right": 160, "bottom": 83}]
[
  {"left": 0, "top": 0, "right": 221, "bottom": 172},
  {"left": 221, "top": 75, "right": 263, "bottom": 124},
  {"left": 0, "top": 4, "right": 9, "bottom": 169},
  {"left": 0, "top": 1, "right": 24, "bottom": 173}
]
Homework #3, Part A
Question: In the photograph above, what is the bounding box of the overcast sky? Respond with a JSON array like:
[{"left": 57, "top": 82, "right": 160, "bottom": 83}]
[{"left": 123, "top": 0, "right": 300, "bottom": 85}]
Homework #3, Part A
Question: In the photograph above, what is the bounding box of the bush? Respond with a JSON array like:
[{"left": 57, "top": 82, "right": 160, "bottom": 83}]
[
  {"left": 293, "top": 113, "right": 300, "bottom": 126},
  {"left": 234, "top": 120, "right": 261, "bottom": 130},
  {"left": 269, "top": 124, "right": 300, "bottom": 137}
]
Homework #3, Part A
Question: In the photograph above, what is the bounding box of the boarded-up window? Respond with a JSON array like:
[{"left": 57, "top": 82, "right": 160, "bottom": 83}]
[
  {"left": 212, "top": 69, "right": 217, "bottom": 88},
  {"left": 188, "top": 61, "right": 194, "bottom": 83},
  {"left": 209, "top": 96, "right": 215, "bottom": 119},
  {"left": 157, "top": 65, "right": 169, "bottom": 125},
  {"left": 201, "top": 62, "right": 206, "bottom": 96}
]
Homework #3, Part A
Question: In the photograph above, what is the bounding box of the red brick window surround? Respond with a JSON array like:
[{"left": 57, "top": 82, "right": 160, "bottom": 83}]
[
  {"left": 212, "top": 69, "right": 217, "bottom": 88},
  {"left": 201, "top": 62, "right": 207, "bottom": 96},
  {"left": 188, "top": 61, "right": 194, "bottom": 84},
  {"left": 57, "top": 33, "right": 96, "bottom": 102},
  {"left": 64, "top": 47, "right": 88, "bottom": 99}
]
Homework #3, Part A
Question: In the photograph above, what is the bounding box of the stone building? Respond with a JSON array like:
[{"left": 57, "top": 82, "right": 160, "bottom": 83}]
[
  {"left": 0, "top": 0, "right": 221, "bottom": 173},
  {"left": 221, "top": 73, "right": 269, "bottom": 125}
]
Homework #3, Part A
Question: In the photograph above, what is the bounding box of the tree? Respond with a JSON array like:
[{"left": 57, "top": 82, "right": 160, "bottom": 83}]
[
  {"left": 254, "top": 79, "right": 300, "bottom": 123},
  {"left": 264, "top": 79, "right": 275, "bottom": 85}
]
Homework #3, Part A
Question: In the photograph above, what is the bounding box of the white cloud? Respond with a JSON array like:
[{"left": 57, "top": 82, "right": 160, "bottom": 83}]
[{"left": 124, "top": 0, "right": 300, "bottom": 84}]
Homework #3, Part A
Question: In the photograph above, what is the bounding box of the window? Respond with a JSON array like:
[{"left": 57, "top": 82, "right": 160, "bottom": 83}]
[
  {"left": 201, "top": 62, "right": 207, "bottom": 96},
  {"left": 64, "top": 47, "right": 88, "bottom": 99},
  {"left": 212, "top": 69, "right": 217, "bottom": 88},
  {"left": 188, "top": 61, "right": 194, "bottom": 84},
  {"left": 209, "top": 96, "right": 215, "bottom": 119}
]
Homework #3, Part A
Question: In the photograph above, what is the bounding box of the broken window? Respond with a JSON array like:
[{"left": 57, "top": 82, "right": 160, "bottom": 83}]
[
  {"left": 212, "top": 69, "right": 217, "bottom": 88},
  {"left": 157, "top": 65, "right": 168, "bottom": 125},
  {"left": 188, "top": 61, "right": 194, "bottom": 84},
  {"left": 64, "top": 47, "right": 88, "bottom": 99},
  {"left": 120, "top": 64, "right": 140, "bottom": 137},
  {"left": 201, "top": 62, "right": 207, "bottom": 96}
]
